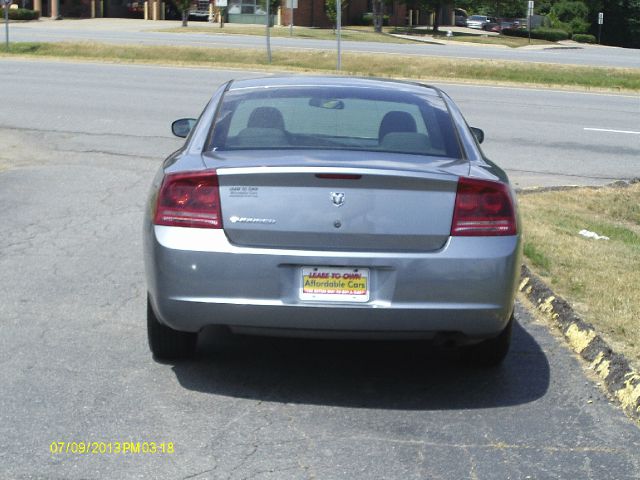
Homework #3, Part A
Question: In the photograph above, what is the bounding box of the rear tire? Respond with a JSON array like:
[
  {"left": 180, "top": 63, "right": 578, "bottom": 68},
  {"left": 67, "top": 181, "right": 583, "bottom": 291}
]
[
  {"left": 147, "top": 296, "right": 197, "bottom": 360},
  {"left": 462, "top": 314, "right": 513, "bottom": 367}
]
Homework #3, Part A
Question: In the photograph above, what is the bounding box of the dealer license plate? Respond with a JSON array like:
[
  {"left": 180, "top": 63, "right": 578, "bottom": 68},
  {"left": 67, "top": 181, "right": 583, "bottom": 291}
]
[{"left": 300, "top": 267, "right": 370, "bottom": 303}]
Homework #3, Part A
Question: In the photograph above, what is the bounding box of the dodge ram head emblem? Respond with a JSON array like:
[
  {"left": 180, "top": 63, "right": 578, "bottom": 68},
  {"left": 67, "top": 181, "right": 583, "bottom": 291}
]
[{"left": 330, "top": 192, "right": 345, "bottom": 207}]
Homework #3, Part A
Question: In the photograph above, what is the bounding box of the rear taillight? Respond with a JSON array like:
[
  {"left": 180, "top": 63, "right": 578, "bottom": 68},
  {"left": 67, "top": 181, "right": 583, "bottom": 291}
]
[
  {"left": 451, "top": 177, "right": 516, "bottom": 236},
  {"left": 154, "top": 171, "right": 222, "bottom": 229}
]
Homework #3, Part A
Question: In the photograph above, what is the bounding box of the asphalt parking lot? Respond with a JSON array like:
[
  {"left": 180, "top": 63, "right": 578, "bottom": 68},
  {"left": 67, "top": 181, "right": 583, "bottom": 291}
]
[{"left": 1, "top": 59, "right": 639, "bottom": 478}]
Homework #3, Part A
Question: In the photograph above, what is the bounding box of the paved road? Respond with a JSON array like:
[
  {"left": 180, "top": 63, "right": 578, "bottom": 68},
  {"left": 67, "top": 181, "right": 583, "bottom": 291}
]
[
  {"left": 1, "top": 60, "right": 639, "bottom": 478},
  {"left": 447, "top": 84, "right": 640, "bottom": 188},
  {"left": 1, "top": 59, "right": 638, "bottom": 187},
  {"left": 8, "top": 18, "right": 640, "bottom": 69}
]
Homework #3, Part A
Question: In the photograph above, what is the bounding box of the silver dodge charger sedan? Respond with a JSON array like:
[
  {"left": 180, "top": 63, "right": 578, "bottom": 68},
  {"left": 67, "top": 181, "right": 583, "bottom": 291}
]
[{"left": 144, "top": 76, "right": 522, "bottom": 365}]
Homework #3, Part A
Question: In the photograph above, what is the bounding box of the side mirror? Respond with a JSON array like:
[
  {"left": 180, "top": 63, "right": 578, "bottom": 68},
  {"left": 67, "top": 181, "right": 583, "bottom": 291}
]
[
  {"left": 172, "top": 118, "right": 197, "bottom": 138},
  {"left": 470, "top": 127, "right": 484, "bottom": 144}
]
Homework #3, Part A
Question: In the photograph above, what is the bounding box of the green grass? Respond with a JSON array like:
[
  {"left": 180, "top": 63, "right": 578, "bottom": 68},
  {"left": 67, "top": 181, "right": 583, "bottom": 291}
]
[
  {"left": 3, "top": 42, "right": 640, "bottom": 91},
  {"left": 523, "top": 242, "right": 551, "bottom": 273},
  {"left": 519, "top": 183, "right": 640, "bottom": 368}
]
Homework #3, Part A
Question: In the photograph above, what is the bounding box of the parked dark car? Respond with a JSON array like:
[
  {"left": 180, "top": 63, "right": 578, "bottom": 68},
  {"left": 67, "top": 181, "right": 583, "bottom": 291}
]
[
  {"left": 454, "top": 8, "right": 468, "bottom": 27},
  {"left": 125, "top": 0, "right": 144, "bottom": 18},
  {"left": 482, "top": 17, "right": 500, "bottom": 32}
]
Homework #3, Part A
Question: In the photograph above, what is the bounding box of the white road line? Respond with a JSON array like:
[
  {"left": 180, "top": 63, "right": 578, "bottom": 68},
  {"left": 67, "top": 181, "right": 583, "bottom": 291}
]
[{"left": 584, "top": 127, "right": 640, "bottom": 135}]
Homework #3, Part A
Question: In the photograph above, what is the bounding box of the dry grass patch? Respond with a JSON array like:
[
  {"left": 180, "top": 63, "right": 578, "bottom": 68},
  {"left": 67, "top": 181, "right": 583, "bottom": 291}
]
[{"left": 519, "top": 183, "right": 640, "bottom": 368}]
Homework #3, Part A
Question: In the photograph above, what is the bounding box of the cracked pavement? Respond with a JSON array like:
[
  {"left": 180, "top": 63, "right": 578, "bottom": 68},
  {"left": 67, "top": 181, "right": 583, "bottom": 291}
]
[{"left": 1, "top": 59, "right": 639, "bottom": 479}]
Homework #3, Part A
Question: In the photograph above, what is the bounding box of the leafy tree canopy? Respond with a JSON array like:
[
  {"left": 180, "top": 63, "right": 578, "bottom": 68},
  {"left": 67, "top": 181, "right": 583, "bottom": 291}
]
[
  {"left": 548, "top": 0, "right": 589, "bottom": 33},
  {"left": 325, "top": 0, "right": 349, "bottom": 30},
  {"left": 454, "top": 0, "right": 524, "bottom": 16},
  {"left": 390, "top": 0, "right": 637, "bottom": 47}
]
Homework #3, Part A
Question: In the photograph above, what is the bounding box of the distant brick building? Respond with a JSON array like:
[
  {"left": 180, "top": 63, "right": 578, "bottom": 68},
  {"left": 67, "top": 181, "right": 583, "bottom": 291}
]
[
  {"left": 279, "top": 0, "right": 367, "bottom": 28},
  {"left": 28, "top": 0, "right": 455, "bottom": 28},
  {"left": 277, "top": 1, "right": 455, "bottom": 29}
]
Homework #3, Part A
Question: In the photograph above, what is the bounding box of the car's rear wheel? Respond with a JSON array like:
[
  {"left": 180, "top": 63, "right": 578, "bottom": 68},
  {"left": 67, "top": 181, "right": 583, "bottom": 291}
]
[
  {"left": 147, "top": 296, "right": 197, "bottom": 360},
  {"left": 462, "top": 313, "right": 513, "bottom": 367}
]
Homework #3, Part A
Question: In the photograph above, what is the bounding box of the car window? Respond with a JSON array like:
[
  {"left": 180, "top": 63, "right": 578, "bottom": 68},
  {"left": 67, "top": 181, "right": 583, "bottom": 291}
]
[
  {"left": 209, "top": 86, "right": 461, "bottom": 159},
  {"left": 227, "top": 98, "right": 427, "bottom": 139}
]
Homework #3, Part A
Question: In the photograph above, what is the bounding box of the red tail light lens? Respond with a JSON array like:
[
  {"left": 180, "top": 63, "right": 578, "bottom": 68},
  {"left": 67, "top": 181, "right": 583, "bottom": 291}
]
[
  {"left": 451, "top": 177, "right": 516, "bottom": 236},
  {"left": 154, "top": 171, "right": 222, "bottom": 229}
]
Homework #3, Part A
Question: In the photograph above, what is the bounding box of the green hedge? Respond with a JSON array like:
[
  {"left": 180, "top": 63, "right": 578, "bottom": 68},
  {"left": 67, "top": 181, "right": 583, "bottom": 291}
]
[
  {"left": 572, "top": 33, "right": 596, "bottom": 44},
  {"left": 533, "top": 27, "right": 571, "bottom": 41},
  {"left": 359, "top": 13, "right": 390, "bottom": 27},
  {"left": 501, "top": 28, "right": 530, "bottom": 38},
  {"left": 0, "top": 8, "right": 41, "bottom": 20},
  {"left": 502, "top": 27, "right": 570, "bottom": 42}
]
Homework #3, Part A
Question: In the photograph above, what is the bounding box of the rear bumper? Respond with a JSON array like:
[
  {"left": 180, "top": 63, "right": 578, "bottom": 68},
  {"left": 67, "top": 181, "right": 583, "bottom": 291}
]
[{"left": 144, "top": 226, "right": 521, "bottom": 339}]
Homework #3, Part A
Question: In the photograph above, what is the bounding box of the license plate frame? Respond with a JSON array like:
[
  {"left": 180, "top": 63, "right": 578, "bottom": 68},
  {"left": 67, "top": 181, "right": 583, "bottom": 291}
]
[{"left": 299, "top": 266, "right": 370, "bottom": 303}]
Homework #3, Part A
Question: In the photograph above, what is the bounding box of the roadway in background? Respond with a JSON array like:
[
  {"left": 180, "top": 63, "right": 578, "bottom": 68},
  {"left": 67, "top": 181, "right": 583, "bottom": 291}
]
[
  {"left": 0, "top": 59, "right": 637, "bottom": 188},
  {"left": 7, "top": 18, "right": 640, "bottom": 69},
  {"left": 1, "top": 59, "right": 639, "bottom": 478}
]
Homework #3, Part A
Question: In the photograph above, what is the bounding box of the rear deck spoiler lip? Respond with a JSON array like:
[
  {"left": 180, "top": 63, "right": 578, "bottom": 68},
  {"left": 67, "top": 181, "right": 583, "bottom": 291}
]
[
  {"left": 214, "top": 165, "right": 461, "bottom": 183},
  {"left": 201, "top": 149, "right": 472, "bottom": 181}
]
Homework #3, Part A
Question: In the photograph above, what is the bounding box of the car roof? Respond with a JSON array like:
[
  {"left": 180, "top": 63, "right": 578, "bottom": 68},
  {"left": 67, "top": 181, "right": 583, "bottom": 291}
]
[{"left": 226, "top": 76, "right": 444, "bottom": 99}]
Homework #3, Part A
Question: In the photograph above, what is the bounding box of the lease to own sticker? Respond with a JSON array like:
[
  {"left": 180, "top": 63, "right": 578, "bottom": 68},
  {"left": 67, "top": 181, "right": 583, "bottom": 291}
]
[{"left": 300, "top": 267, "right": 370, "bottom": 303}]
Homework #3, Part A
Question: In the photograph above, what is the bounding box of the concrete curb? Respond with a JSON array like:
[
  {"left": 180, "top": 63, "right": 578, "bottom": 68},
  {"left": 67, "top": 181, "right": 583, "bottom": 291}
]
[
  {"left": 388, "top": 33, "right": 446, "bottom": 45},
  {"left": 516, "top": 178, "right": 640, "bottom": 195},
  {"left": 540, "top": 46, "right": 583, "bottom": 50},
  {"left": 519, "top": 264, "right": 640, "bottom": 421}
]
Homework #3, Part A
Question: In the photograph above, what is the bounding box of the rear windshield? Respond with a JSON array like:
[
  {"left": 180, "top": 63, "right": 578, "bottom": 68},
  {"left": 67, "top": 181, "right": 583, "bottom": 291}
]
[{"left": 207, "top": 85, "right": 462, "bottom": 159}]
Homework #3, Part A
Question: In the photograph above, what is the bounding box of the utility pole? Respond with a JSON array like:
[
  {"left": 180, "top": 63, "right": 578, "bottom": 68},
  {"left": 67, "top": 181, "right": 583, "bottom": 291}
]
[
  {"left": 3, "top": 0, "right": 9, "bottom": 52},
  {"left": 288, "top": 0, "right": 295, "bottom": 36},
  {"left": 214, "top": 0, "right": 227, "bottom": 28},
  {"left": 336, "top": 0, "right": 341, "bottom": 71},
  {"left": 527, "top": 1, "right": 534, "bottom": 44},
  {"left": 265, "top": 0, "right": 272, "bottom": 64}
]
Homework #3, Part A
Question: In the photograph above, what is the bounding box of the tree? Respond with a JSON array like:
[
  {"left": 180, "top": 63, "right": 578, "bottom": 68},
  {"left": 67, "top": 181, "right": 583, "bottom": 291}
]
[
  {"left": 173, "top": 0, "right": 191, "bottom": 27},
  {"left": 514, "top": 0, "right": 638, "bottom": 47},
  {"left": 549, "top": 0, "right": 590, "bottom": 33},
  {"left": 415, "top": 0, "right": 446, "bottom": 33},
  {"left": 455, "top": 0, "right": 487, "bottom": 13},
  {"left": 258, "top": 0, "right": 280, "bottom": 16},
  {"left": 325, "top": 0, "right": 349, "bottom": 32},
  {"left": 601, "top": 0, "right": 640, "bottom": 48},
  {"left": 372, "top": 0, "right": 384, "bottom": 32},
  {"left": 456, "top": 0, "right": 523, "bottom": 16},
  {"left": 493, "top": 0, "right": 526, "bottom": 17}
]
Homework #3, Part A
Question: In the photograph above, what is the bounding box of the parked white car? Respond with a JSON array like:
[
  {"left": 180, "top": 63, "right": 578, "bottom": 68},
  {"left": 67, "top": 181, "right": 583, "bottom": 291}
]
[{"left": 466, "top": 15, "right": 490, "bottom": 29}]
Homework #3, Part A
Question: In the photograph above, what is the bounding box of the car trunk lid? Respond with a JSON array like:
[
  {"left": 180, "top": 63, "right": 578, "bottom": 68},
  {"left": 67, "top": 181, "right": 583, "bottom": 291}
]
[{"left": 206, "top": 150, "right": 468, "bottom": 252}]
